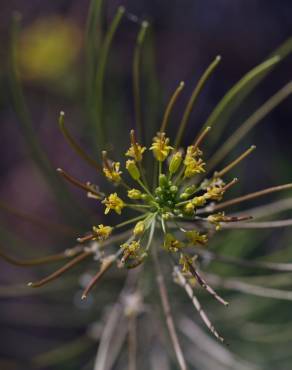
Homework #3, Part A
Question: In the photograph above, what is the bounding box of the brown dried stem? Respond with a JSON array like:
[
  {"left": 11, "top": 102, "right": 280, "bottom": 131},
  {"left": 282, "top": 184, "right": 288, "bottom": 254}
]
[
  {"left": 187, "top": 262, "right": 229, "bottom": 306},
  {"left": 206, "top": 183, "right": 292, "bottom": 213},
  {"left": 0, "top": 245, "right": 83, "bottom": 267},
  {"left": 152, "top": 247, "right": 188, "bottom": 370},
  {"left": 28, "top": 251, "right": 92, "bottom": 288},
  {"left": 57, "top": 168, "right": 102, "bottom": 198},
  {"left": 173, "top": 266, "right": 224, "bottom": 342}
]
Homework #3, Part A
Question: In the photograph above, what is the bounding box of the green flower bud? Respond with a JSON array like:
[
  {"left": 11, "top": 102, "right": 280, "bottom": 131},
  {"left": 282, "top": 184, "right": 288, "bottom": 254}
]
[
  {"left": 126, "top": 160, "right": 140, "bottom": 180},
  {"left": 184, "top": 185, "right": 197, "bottom": 195},
  {"left": 159, "top": 174, "right": 168, "bottom": 187},
  {"left": 155, "top": 187, "right": 163, "bottom": 196},
  {"left": 170, "top": 185, "right": 178, "bottom": 194},
  {"left": 128, "top": 188, "right": 142, "bottom": 199},
  {"left": 169, "top": 151, "right": 182, "bottom": 174},
  {"left": 179, "top": 185, "right": 197, "bottom": 199}
]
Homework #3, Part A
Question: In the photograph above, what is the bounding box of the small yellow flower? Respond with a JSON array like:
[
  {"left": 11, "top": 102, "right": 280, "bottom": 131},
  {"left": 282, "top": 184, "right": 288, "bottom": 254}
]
[
  {"left": 179, "top": 254, "right": 195, "bottom": 273},
  {"left": 102, "top": 193, "right": 125, "bottom": 215},
  {"left": 120, "top": 240, "right": 141, "bottom": 261},
  {"left": 126, "top": 160, "right": 140, "bottom": 180},
  {"left": 185, "top": 230, "right": 208, "bottom": 245},
  {"left": 207, "top": 212, "right": 225, "bottom": 230},
  {"left": 103, "top": 161, "right": 122, "bottom": 183},
  {"left": 133, "top": 221, "right": 145, "bottom": 236},
  {"left": 126, "top": 144, "right": 146, "bottom": 163},
  {"left": 191, "top": 196, "right": 207, "bottom": 207},
  {"left": 184, "top": 146, "right": 205, "bottom": 178},
  {"left": 125, "top": 129, "right": 146, "bottom": 162},
  {"left": 150, "top": 132, "right": 173, "bottom": 162},
  {"left": 92, "top": 224, "right": 113, "bottom": 240},
  {"left": 204, "top": 185, "right": 225, "bottom": 201},
  {"left": 163, "top": 233, "right": 183, "bottom": 252},
  {"left": 184, "top": 202, "right": 195, "bottom": 214},
  {"left": 128, "top": 188, "right": 142, "bottom": 199},
  {"left": 184, "top": 158, "right": 205, "bottom": 178}
]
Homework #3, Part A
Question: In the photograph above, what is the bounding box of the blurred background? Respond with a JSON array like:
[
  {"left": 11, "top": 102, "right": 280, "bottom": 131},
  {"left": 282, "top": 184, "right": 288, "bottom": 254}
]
[{"left": 1, "top": 0, "right": 292, "bottom": 369}]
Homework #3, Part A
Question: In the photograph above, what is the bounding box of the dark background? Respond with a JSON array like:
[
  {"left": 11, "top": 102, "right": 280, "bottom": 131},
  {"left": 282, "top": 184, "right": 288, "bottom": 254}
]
[{"left": 0, "top": 1, "right": 292, "bottom": 369}]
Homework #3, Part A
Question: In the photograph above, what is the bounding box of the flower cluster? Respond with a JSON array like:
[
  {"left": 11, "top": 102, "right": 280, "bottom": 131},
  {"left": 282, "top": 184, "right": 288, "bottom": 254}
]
[{"left": 71, "top": 125, "right": 254, "bottom": 277}]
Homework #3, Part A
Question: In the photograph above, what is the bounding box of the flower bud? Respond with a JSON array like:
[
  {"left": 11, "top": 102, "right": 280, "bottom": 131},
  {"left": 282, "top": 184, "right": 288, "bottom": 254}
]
[
  {"left": 170, "top": 185, "right": 178, "bottom": 194},
  {"left": 159, "top": 174, "right": 168, "bottom": 187},
  {"left": 128, "top": 189, "right": 142, "bottom": 199},
  {"left": 179, "top": 185, "right": 197, "bottom": 200},
  {"left": 133, "top": 221, "right": 145, "bottom": 236},
  {"left": 169, "top": 151, "right": 182, "bottom": 174},
  {"left": 126, "top": 160, "right": 140, "bottom": 180}
]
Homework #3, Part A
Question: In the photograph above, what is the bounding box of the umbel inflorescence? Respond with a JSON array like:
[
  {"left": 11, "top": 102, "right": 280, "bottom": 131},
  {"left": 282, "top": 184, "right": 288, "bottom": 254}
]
[
  {"left": 5, "top": 5, "right": 292, "bottom": 370},
  {"left": 74, "top": 126, "right": 253, "bottom": 276}
]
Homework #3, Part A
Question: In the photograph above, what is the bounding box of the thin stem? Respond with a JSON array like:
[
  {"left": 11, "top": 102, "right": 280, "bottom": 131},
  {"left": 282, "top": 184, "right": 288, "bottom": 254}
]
[
  {"left": 28, "top": 251, "right": 92, "bottom": 288},
  {"left": 93, "top": 303, "right": 123, "bottom": 370},
  {"left": 186, "top": 261, "right": 229, "bottom": 306},
  {"left": 145, "top": 217, "right": 156, "bottom": 251},
  {"left": 207, "top": 183, "right": 292, "bottom": 212},
  {"left": 152, "top": 246, "right": 187, "bottom": 370},
  {"left": 175, "top": 56, "right": 221, "bottom": 148},
  {"left": 214, "top": 145, "right": 256, "bottom": 178},
  {"left": 81, "top": 255, "right": 116, "bottom": 299},
  {"left": 128, "top": 314, "right": 137, "bottom": 370},
  {"left": 58, "top": 112, "right": 100, "bottom": 171},
  {"left": 133, "top": 21, "right": 149, "bottom": 141},
  {"left": 138, "top": 161, "right": 149, "bottom": 189},
  {"left": 115, "top": 214, "right": 148, "bottom": 229},
  {"left": 234, "top": 197, "right": 292, "bottom": 220},
  {"left": 0, "top": 246, "right": 83, "bottom": 267},
  {"left": 222, "top": 218, "right": 292, "bottom": 229},
  {"left": 192, "top": 248, "right": 292, "bottom": 272},
  {"left": 137, "top": 179, "right": 155, "bottom": 200},
  {"left": 173, "top": 266, "right": 224, "bottom": 342},
  {"left": 202, "top": 56, "right": 280, "bottom": 145},
  {"left": 160, "top": 81, "right": 185, "bottom": 133},
  {"left": 192, "top": 126, "right": 211, "bottom": 150},
  {"left": 207, "top": 80, "right": 292, "bottom": 172},
  {"left": 57, "top": 168, "right": 103, "bottom": 198},
  {"left": 94, "top": 6, "right": 125, "bottom": 147},
  {"left": 158, "top": 162, "right": 162, "bottom": 177},
  {"left": 206, "top": 274, "right": 292, "bottom": 301},
  {"left": 0, "top": 200, "right": 75, "bottom": 236}
]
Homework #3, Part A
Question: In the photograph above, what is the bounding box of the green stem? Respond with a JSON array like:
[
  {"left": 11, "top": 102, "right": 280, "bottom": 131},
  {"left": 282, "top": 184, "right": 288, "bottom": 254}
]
[
  {"left": 133, "top": 21, "right": 149, "bottom": 142},
  {"left": 114, "top": 214, "right": 148, "bottom": 229},
  {"left": 94, "top": 6, "right": 125, "bottom": 149},
  {"left": 175, "top": 55, "right": 221, "bottom": 148}
]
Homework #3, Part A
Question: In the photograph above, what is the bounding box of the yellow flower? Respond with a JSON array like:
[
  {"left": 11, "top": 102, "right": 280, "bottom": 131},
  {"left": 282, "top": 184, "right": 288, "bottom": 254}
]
[
  {"left": 120, "top": 240, "right": 141, "bottom": 261},
  {"left": 103, "top": 161, "right": 122, "bottom": 183},
  {"left": 183, "top": 146, "right": 205, "bottom": 178},
  {"left": 92, "top": 224, "right": 113, "bottom": 240},
  {"left": 133, "top": 221, "right": 145, "bottom": 236},
  {"left": 185, "top": 230, "right": 208, "bottom": 245},
  {"left": 207, "top": 212, "right": 225, "bottom": 230},
  {"left": 184, "top": 202, "right": 195, "bottom": 214},
  {"left": 102, "top": 193, "right": 125, "bottom": 215},
  {"left": 163, "top": 233, "right": 183, "bottom": 252},
  {"left": 179, "top": 254, "right": 194, "bottom": 273},
  {"left": 150, "top": 132, "right": 173, "bottom": 162},
  {"left": 125, "top": 129, "right": 146, "bottom": 162},
  {"left": 191, "top": 196, "right": 207, "bottom": 207}
]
